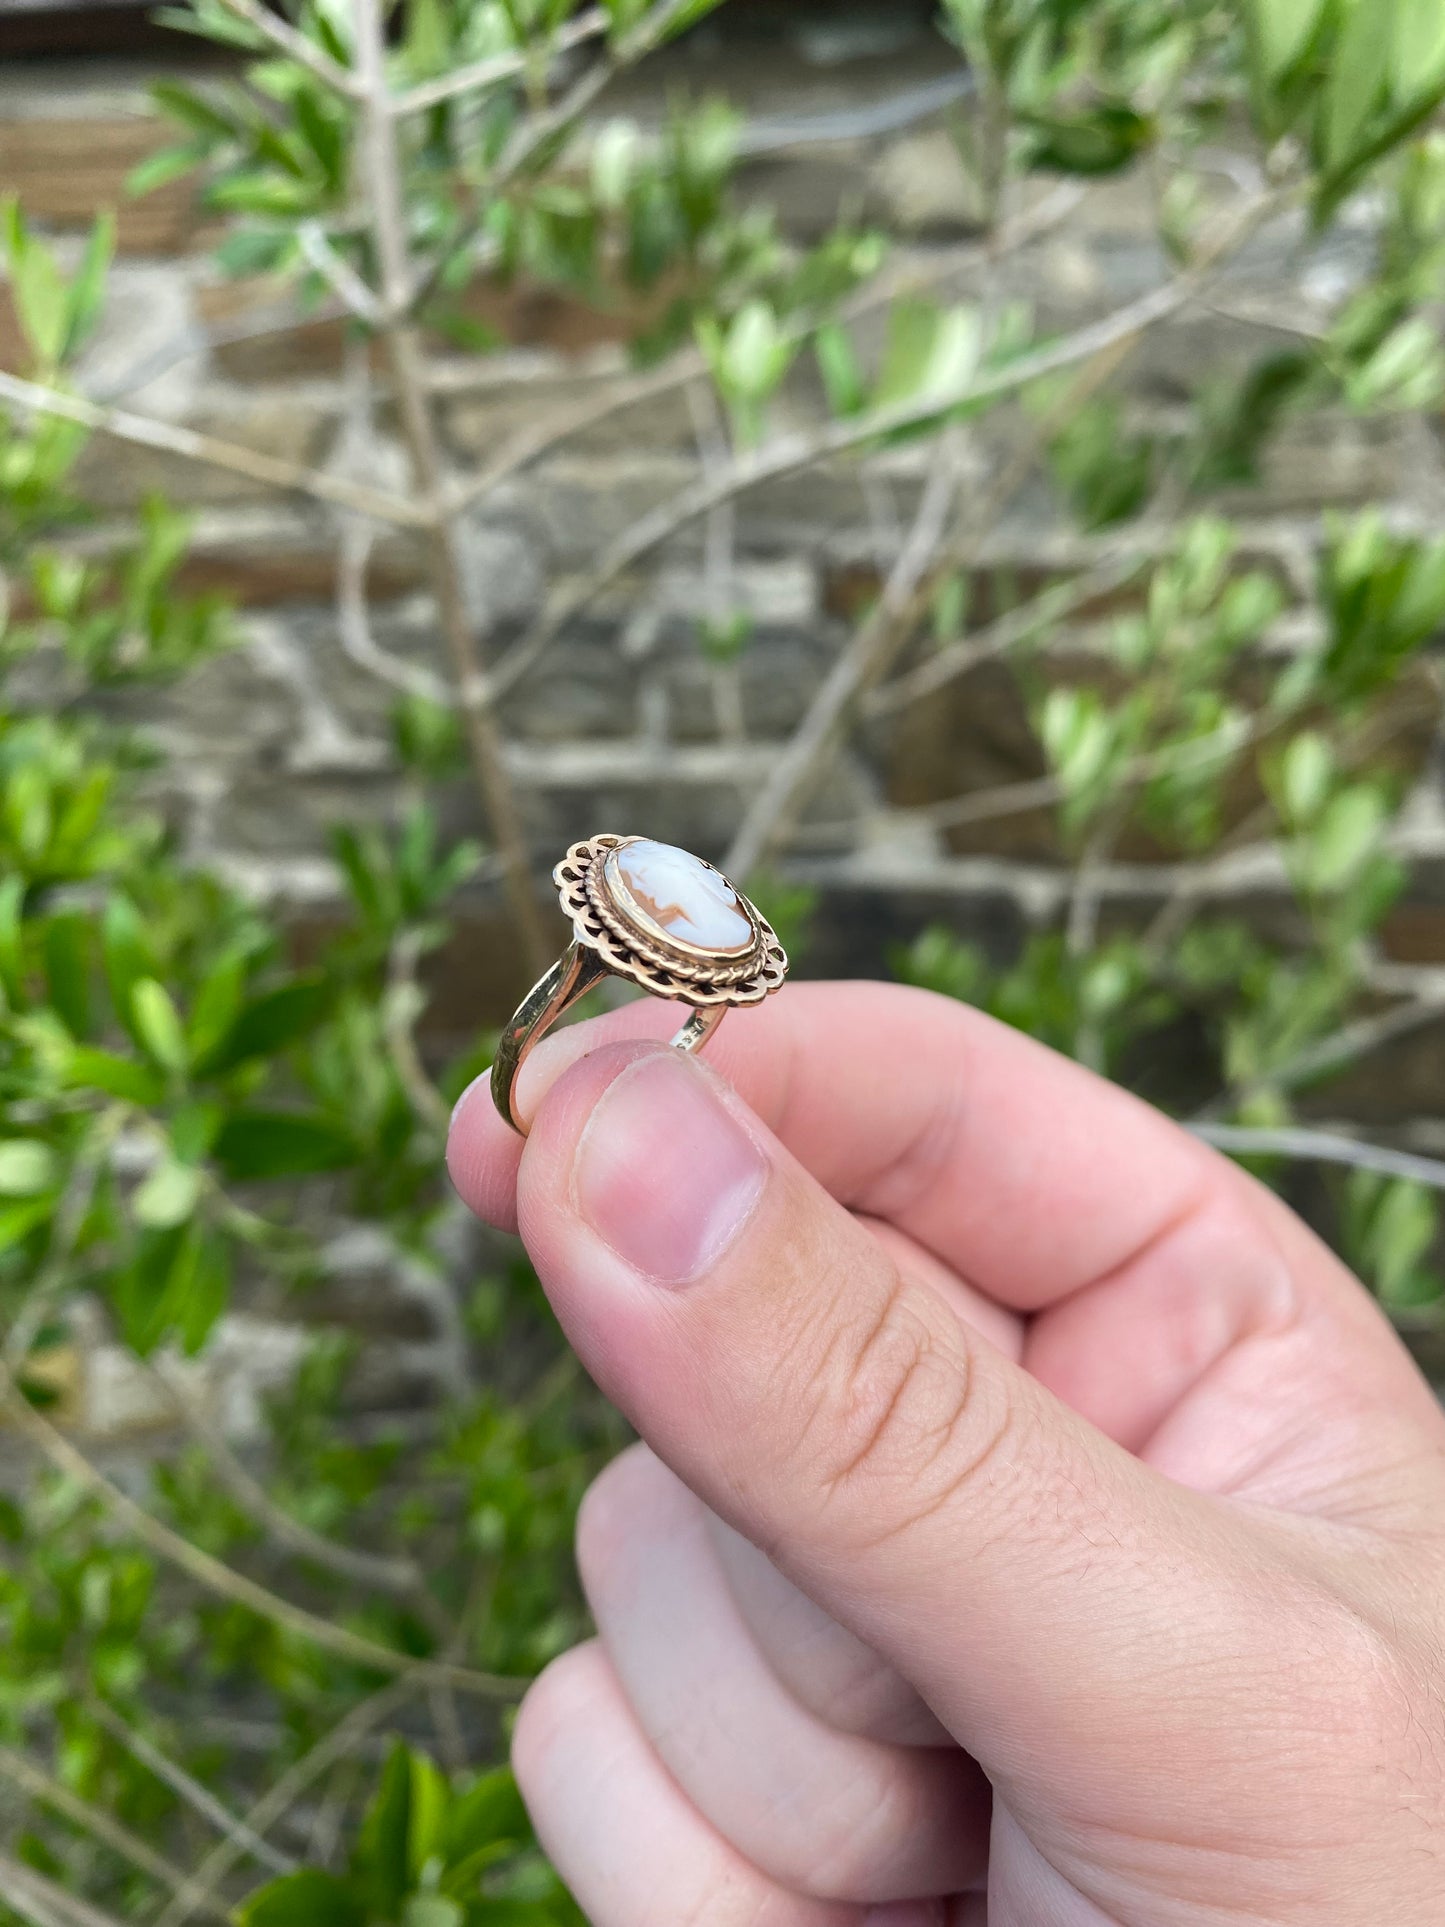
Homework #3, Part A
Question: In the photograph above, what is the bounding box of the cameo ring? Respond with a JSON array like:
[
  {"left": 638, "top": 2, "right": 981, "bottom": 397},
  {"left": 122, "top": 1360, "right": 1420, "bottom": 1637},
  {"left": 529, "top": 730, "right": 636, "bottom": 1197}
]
[{"left": 490, "top": 834, "right": 788, "bottom": 1135}]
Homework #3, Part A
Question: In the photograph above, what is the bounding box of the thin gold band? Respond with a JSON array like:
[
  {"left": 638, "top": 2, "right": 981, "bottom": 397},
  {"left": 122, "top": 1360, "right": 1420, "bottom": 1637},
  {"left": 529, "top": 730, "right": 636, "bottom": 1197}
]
[{"left": 490, "top": 938, "right": 729, "bottom": 1136}]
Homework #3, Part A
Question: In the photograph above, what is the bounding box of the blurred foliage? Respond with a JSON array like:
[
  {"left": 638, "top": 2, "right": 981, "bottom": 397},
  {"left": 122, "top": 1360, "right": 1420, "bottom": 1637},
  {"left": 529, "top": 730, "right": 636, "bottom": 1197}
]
[{"left": 3, "top": 0, "right": 1445, "bottom": 1918}]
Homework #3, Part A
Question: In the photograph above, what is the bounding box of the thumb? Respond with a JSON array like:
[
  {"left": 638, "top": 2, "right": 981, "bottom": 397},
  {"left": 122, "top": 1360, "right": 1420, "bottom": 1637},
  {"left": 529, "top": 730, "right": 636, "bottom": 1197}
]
[{"left": 513, "top": 1039, "right": 1273, "bottom": 1798}]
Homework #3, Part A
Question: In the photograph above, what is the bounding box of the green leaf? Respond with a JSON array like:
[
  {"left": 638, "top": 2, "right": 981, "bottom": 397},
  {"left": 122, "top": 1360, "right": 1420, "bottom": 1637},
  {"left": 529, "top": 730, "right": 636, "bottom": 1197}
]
[
  {"left": 1391, "top": 0, "right": 1445, "bottom": 102},
  {"left": 132, "top": 1158, "right": 202, "bottom": 1230},
  {"left": 111, "top": 1218, "right": 228, "bottom": 1356},
  {"left": 185, "top": 948, "right": 250, "bottom": 1065},
  {"left": 652, "top": 0, "right": 724, "bottom": 40},
  {"left": 1304, "top": 784, "right": 1388, "bottom": 891},
  {"left": 2, "top": 200, "right": 69, "bottom": 367},
  {"left": 63, "top": 211, "right": 114, "bottom": 361},
  {"left": 715, "top": 300, "right": 792, "bottom": 401},
  {"left": 592, "top": 118, "right": 641, "bottom": 210},
  {"left": 179, "top": 1226, "right": 232, "bottom": 1353},
  {"left": 814, "top": 322, "right": 867, "bottom": 418},
  {"left": 212, "top": 1110, "right": 357, "bottom": 1181},
  {"left": 0, "top": 1197, "right": 55, "bottom": 1254},
  {"left": 127, "top": 142, "right": 207, "bottom": 199},
  {"left": 151, "top": 79, "right": 242, "bottom": 142},
  {"left": 1323, "top": 0, "right": 1390, "bottom": 170},
  {"left": 403, "top": 1899, "right": 461, "bottom": 1927},
  {"left": 358, "top": 1743, "right": 413, "bottom": 1915},
  {"left": 1250, "top": 0, "right": 1328, "bottom": 80},
  {"left": 237, "top": 1871, "right": 366, "bottom": 1927},
  {"left": 102, "top": 895, "right": 153, "bottom": 1038},
  {"left": 1277, "top": 732, "right": 1334, "bottom": 825},
  {"left": 0, "top": 1142, "right": 58, "bottom": 1198},
  {"left": 43, "top": 912, "right": 92, "bottom": 1040},
  {"left": 446, "top": 1768, "right": 528, "bottom": 1860},
  {"left": 63, "top": 1048, "right": 166, "bottom": 1107},
  {"left": 198, "top": 977, "right": 331, "bottom": 1076},
  {"left": 131, "top": 978, "right": 189, "bottom": 1075},
  {"left": 1040, "top": 687, "right": 1116, "bottom": 799},
  {"left": 1021, "top": 103, "right": 1155, "bottom": 177},
  {"left": 874, "top": 301, "right": 981, "bottom": 413},
  {"left": 0, "top": 875, "right": 24, "bottom": 1010},
  {"left": 407, "top": 1751, "right": 451, "bottom": 1883}
]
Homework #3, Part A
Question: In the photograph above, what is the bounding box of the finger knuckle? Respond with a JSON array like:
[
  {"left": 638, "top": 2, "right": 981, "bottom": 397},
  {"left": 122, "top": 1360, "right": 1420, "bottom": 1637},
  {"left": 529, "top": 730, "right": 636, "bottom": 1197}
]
[{"left": 794, "top": 1273, "right": 1011, "bottom": 1547}]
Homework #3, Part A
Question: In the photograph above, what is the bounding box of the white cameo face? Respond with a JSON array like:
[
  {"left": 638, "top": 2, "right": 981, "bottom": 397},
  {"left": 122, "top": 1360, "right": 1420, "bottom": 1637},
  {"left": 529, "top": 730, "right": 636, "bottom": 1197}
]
[{"left": 604, "top": 839, "right": 755, "bottom": 956}]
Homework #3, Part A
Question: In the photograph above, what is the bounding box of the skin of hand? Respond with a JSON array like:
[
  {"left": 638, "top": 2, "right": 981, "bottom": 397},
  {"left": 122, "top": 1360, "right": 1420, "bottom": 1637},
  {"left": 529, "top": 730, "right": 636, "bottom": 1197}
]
[{"left": 446, "top": 981, "right": 1445, "bottom": 1927}]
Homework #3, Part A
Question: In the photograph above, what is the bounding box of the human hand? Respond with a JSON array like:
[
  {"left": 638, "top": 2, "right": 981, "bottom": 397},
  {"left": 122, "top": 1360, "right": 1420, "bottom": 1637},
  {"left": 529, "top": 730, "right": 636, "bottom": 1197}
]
[{"left": 446, "top": 981, "right": 1445, "bottom": 1926}]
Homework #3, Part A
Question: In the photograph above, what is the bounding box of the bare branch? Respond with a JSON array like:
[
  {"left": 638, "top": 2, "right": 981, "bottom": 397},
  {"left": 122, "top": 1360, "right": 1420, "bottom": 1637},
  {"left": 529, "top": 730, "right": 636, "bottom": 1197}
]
[
  {"left": 726, "top": 428, "right": 969, "bottom": 877},
  {"left": 150, "top": 1354, "right": 444, "bottom": 1610},
  {"left": 487, "top": 188, "right": 1288, "bottom": 708},
  {"left": 156, "top": 1680, "right": 418, "bottom": 1927},
  {"left": 0, "top": 1853, "right": 130, "bottom": 1927},
  {"left": 92, "top": 295, "right": 350, "bottom": 406},
  {"left": 0, "top": 369, "right": 425, "bottom": 527},
  {"left": 297, "top": 221, "right": 385, "bottom": 326},
  {"left": 385, "top": 928, "right": 454, "bottom": 1134},
  {"left": 355, "top": 0, "right": 551, "bottom": 976},
  {"left": 392, "top": 7, "right": 610, "bottom": 117},
  {"left": 1195, "top": 995, "right": 1445, "bottom": 1120},
  {"left": 442, "top": 183, "right": 1088, "bottom": 520},
  {"left": 413, "top": 0, "right": 731, "bottom": 313},
  {"left": 85, "top": 1703, "right": 295, "bottom": 1880},
  {"left": 213, "top": 0, "right": 364, "bottom": 99},
  {"left": 336, "top": 516, "right": 452, "bottom": 705},
  {"left": 1192, "top": 1122, "right": 1445, "bottom": 1192},
  {"left": 0, "top": 1744, "right": 230, "bottom": 1921},
  {"left": 0, "top": 1362, "right": 521, "bottom": 1699},
  {"left": 865, "top": 552, "right": 1148, "bottom": 719}
]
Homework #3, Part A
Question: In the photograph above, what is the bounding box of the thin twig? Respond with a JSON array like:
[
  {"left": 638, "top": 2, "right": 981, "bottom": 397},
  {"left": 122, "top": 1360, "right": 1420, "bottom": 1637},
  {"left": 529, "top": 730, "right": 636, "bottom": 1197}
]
[
  {"left": 214, "top": 0, "right": 363, "bottom": 97},
  {"left": 0, "top": 1853, "right": 130, "bottom": 1927},
  {"left": 726, "top": 428, "right": 970, "bottom": 877},
  {"left": 412, "top": 0, "right": 733, "bottom": 313},
  {"left": 385, "top": 928, "right": 453, "bottom": 1135},
  {"left": 1192, "top": 1122, "right": 1445, "bottom": 1189},
  {"left": 149, "top": 1355, "right": 442, "bottom": 1610},
  {"left": 488, "top": 187, "right": 1289, "bottom": 709},
  {"left": 391, "top": 7, "right": 609, "bottom": 116},
  {"left": 441, "top": 183, "right": 1087, "bottom": 519},
  {"left": 155, "top": 1679, "right": 417, "bottom": 1927},
  {"left": 92, "top": 294, "right": 351, "bottom": 405},
  {"left": 1194, "top": 995, "right": 1445, "bottom": 1121},
  {"left": 297, "top": 222, "right": 385, "bottom": 327},
  {"left": 355, "top": 0, "right": 550, "bottom": 976},
  {"left": 86, "top": 1702, "right": 294, "bottom": 1880},
  {"left": 305, "top": 1749, "right": 364, "bottom": 1866},
  {"left": 724, "top": 316, "right": 1154, "bottom": 878},
  {"left": 0, "top": 1744, "right": 229, "bottom": 1921},
  {"left": 4, "top": 1107, "right": 124, "bottom": 1373},
  {"left": 865, "top": 550, "right": 1149, "bottom": 719},
  {"left": 0, "top": 369, "right": 424, "bottom": 528},
  {"left": 336, "top": 515, "right": 451, "bottom": 705},
  {"left": 0, "top": 1363, "right": 520, "bottom": 1699}
]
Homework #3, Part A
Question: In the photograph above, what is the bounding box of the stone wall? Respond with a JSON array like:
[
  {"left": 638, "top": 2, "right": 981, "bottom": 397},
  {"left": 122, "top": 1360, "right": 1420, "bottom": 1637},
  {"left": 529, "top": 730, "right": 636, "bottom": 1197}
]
[{"left": 8, "top": 6, "right": 1445, "bottom": 1300}]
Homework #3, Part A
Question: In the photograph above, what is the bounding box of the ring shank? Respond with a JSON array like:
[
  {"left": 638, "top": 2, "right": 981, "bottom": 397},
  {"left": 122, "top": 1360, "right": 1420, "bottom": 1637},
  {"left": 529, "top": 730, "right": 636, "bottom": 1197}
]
[{"left": 490, "top": 939, "right": 730, "bottom": 1135}]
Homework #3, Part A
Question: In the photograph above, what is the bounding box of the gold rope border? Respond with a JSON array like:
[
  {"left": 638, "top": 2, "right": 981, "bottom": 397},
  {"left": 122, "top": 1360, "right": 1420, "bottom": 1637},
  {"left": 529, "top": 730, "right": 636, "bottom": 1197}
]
[{"left": 552, "top": 836, "right": 788, "bottom": 1007}]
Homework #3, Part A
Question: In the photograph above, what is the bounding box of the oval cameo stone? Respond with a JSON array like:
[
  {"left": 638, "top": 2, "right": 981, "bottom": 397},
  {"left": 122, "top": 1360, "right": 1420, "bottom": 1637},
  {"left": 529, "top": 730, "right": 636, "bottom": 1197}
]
[{"left": 604, "top": 839, "right": 755, "bottom": 956}]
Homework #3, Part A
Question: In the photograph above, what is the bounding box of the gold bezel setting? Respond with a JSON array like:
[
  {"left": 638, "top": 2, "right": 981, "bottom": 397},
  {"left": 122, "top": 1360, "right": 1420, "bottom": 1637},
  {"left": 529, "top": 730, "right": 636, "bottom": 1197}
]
[{"left": 553, "top": 834, "right": 788, "bottom": 1006}]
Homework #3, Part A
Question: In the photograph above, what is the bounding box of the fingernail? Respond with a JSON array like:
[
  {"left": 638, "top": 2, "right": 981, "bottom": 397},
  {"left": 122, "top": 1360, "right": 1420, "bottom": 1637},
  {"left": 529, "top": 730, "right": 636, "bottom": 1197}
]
[{"left": 573, "top": 1051, "right": 767, "bottom": 1286}]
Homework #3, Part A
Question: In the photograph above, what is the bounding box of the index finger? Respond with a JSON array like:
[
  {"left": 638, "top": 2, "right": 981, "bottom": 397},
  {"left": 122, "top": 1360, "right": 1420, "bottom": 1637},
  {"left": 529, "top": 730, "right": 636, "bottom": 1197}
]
[{"left": 448, "top": 978, "right": 1219, "bottom": 1311}]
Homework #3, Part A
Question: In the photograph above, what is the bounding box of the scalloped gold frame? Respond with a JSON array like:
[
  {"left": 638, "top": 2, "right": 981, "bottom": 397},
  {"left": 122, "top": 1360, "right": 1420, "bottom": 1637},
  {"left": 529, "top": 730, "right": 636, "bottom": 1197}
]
[
  {"left": 491, "top": 835, "right": 790, "bottom": 1133},
  {"left": 553, "top": 834, "right": 788, "bottom": 1008}
]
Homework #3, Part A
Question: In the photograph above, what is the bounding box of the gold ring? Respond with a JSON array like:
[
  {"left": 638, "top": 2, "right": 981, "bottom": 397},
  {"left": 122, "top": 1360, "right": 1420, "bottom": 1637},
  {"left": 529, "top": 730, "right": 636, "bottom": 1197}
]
[{"left": 491, "top": 834, "right": 789, "bottom": 1135}]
